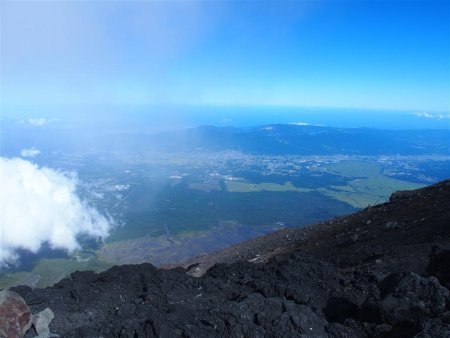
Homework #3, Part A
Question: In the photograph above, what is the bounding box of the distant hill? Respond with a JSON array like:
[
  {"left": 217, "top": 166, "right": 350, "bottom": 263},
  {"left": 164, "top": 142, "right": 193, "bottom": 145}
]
[
  {"left": 1, "top": 122, "right": 449, "bottom": 156},
  {"left": 11, "top": 179, "right": 450, "bottom": 337},
  {"left": 151, "top": 124, "right": 450, "bottom": 155}
]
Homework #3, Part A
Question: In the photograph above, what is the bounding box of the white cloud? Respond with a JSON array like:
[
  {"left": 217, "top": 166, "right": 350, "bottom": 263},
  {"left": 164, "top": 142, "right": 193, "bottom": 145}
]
[
  {"left": 414, "top": 112, "right": 450, "bottom": 120},
  {"left": 289, "top": 122, "right": 325, "bottom": 127},
  {"left": 20, "top": 148, "right": 41, "bottom": 158},
  {"left": 24, "top": 118, "right": 58, "bottom": 126},
  {"left": 0, "top": 157, "right": 111, "bottom": 266},
  {"left": 289, "top": 122, "right": 310, "bottom": 126}
]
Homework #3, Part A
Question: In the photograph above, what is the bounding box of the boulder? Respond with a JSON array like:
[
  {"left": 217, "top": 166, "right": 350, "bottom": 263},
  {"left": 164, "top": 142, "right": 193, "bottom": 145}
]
[
  {"left": 378, "top": 272, "right": 449, "bottom": 324},
  {"left": 0, "top": 290, "right": 32, "bottom": 338},
  {"left": 426, "top": 249, "right": 450, "bottom": 290}
]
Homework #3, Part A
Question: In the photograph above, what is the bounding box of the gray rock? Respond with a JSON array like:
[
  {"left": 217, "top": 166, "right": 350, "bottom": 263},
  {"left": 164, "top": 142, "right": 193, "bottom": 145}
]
[{"left": 32, "top": 308, "right": 54, "bottom": 336}]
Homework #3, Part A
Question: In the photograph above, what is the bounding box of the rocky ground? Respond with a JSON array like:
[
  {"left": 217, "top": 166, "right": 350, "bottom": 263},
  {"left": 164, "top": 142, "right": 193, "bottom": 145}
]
[{"left": 2, "top": 180, "right": 450, "bottom": 337}]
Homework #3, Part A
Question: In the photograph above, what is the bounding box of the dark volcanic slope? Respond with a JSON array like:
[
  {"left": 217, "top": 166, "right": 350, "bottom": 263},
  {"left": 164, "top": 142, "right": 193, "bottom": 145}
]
[
  {"left": 181, "top": 179, "right": 450, "bottom": 278},
  {"left": 14, "top": 180, "right": 450, "bottom": 338}
]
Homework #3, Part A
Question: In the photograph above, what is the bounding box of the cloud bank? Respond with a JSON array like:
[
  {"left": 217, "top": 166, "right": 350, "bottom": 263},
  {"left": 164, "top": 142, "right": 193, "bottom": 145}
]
[
  {"left": 20, "top": 147, "right": 41, "bottom": 158},
  {"left": 0, "top": 157, "right": 111, "bottom": 266}
]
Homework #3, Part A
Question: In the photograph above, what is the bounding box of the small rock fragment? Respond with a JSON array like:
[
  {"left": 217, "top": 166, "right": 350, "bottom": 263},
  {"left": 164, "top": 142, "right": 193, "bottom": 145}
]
[
  {"left": 384, "top": 220, "right": 400, "bottom": 230},
  {"left": 33, "top": 308, "right": 55, "bottom": 336}
]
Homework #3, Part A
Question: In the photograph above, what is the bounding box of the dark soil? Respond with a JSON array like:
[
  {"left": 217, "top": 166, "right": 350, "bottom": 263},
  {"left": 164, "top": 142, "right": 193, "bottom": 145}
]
[{"left": 11, "top": 180, "right": 450, "bottom": 337}]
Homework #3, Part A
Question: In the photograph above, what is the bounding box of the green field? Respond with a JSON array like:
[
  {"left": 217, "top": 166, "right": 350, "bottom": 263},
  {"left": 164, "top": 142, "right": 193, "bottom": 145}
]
[
  {"left": 225, "top": 180, "right": 313, "bottom": 193},
  {"left": 316, "top": 161, "right": 424, "bottom": 208}
]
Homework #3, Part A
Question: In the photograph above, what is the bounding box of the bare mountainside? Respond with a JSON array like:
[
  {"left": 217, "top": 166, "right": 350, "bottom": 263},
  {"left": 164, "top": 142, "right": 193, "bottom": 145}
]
[
  {"left": 179, "top": 179, "right": 450, "bottom": 278},
  {"left": 5, "top": 179, "right": 450, "bottom": 338}
]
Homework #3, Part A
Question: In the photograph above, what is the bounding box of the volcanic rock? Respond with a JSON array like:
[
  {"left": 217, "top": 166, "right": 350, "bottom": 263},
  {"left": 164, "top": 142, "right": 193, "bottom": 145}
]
[
  {"left": 0, "top": 290, "right": 32, "bottom": 338},
  {"left": 11, "top": 179, "right": 450, "bottom": 337}
]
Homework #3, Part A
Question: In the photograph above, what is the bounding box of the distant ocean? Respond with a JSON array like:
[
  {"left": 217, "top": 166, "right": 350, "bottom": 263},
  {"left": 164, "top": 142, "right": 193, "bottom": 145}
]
[
  {"left": 98, "top": 105, "right": 450, "bottom": 131},
  {"left": 2, "top": 104, "right": 449, "bottom": 131},
  {"left": 127, "top": 107, "right": 450, "bottom": 130}
]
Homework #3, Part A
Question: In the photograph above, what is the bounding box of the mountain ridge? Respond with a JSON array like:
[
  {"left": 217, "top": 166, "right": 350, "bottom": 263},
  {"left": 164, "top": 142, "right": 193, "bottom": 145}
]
[{"left": 2, "top": 122, "right": 449, "bottom": 156}]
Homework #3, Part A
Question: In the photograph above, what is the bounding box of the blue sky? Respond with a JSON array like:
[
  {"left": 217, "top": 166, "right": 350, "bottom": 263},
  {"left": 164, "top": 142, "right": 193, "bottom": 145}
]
[{"left": 1, "top": 0, "right": 449, "bottom": 113}]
